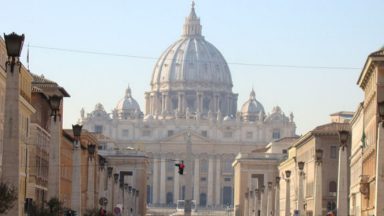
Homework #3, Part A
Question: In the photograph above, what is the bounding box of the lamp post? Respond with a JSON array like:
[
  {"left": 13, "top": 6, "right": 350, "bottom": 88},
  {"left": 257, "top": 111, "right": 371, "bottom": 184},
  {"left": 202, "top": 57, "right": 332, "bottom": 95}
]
[
  {"left": 1, "top": 32, "right": 25, "bottom": 216},
  {"left": 314, "top": 149, "right": 323, "bottom": 216},
  {"left": 260, "top": 185, "right": 266, "bottom": 216},
  {"left": 297, "top": 161, "right": 305, "bottom": 216},
  {"left": 71, "top": 124, "right": 82, "bottom": 216},
  {"left": 266, "top": 182, "right": 273, "bottom": 216},
  {"left": 87, "top": 144, "right": 97, "bottom": 209},
  {"left": 113, "top": 173, "right": 119, "bottom": 209},
  {"left": 47, "top": 95, "right": 63, "bottom": 200},
  {"left": 284, "top": 170, "right": 291, "bottom": 216},
  {"left": 336, "top": 130, "right": 349, "bottom": 216},
  {"left": 244, "top": 191, "right": 249, "bottom": 216},
  {"left": 375, "top": 101, "right": 384, "bottom": 216},
  {"left": 274, "top": 177, "right": 280, "bottom": 216}
]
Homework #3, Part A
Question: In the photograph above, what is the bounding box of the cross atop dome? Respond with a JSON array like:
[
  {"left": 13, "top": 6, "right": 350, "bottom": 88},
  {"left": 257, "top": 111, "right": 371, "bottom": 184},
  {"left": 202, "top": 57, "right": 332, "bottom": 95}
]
[{"left": 182, "top": 0, "right": 202, "bottom": 38}]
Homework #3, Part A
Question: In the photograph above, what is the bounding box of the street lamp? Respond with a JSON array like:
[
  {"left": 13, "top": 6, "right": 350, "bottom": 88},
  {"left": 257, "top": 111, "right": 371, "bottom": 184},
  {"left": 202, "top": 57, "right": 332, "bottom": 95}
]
[
  {"left": 99, "top": 158, "right": 106, "bottom": 170},
  {"left": 338, "top": 130, "right": 349, "bottom": 150},
  {"left": 107, "top": 167, "right": 113, "bottom": 178},
  {"left": 298, "top": 161, "right": 305, "bottom": 171},
  {"left": 4, "top": 32, "right": 24, "bottom": 72},
  {"left": 72, "top": 124, "right": 82, "bottom": 148},
  {"left": 113, "top": 173, "right": 119, "bottom": 184},
  {"left": 315, "top": 149, "right": 323, "bottom": 164},
  {"left": 285, "top": 170, "right": 291, "bottom": 178},
  {"left": 87, "top": 144, "right": 96, "bottom": 159},
  {"left": 49, "top": 95, "right": 62, "bottom": 121}
]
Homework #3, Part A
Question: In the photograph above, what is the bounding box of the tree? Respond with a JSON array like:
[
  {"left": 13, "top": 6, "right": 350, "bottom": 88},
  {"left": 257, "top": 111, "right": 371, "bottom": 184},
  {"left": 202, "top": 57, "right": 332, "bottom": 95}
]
[
  {"left": 28, "top": 197, "right": 64, "bottom": 216},
  {"left": 0, "top": 181, "right": 18, "bottom": 214}
]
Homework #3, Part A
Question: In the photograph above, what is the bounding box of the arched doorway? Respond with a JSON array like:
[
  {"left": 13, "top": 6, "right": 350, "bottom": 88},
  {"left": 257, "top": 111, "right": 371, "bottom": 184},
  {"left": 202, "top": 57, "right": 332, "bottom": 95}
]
[{"left": 200, "top": 193, "right": 207, "bottom": 207}]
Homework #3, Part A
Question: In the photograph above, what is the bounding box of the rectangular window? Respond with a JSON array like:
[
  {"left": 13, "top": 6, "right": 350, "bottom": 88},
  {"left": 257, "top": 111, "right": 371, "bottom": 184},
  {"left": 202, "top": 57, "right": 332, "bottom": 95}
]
[
  {"left": 167, "top": 176, "right": 173, "bottom": 181},
  {"left": 200, "top": 177, "right": 207, "bottom": 181},
  {"left": 167, "top": 130, "right": 174, "bottom": 137},
  {"left": 246, "top": 131, "right": 253, "bottom": 139},
  {"left": 201, "top": 130, "right": 208, "bottom": 137},
  {"left": 122, "top": 129, "right": 129, "bottom": 137},
  {"left": 142, "top": 130, "right": 151, "bottom": 137},
  {"left": 95, "top": 125, "right": 103, "bottom": 133},
  {"left": 272, "top": 130, "right": 280, "bottom": 139},
  {"left": 224, "top": 131, "right": 233, "bottom": 138},
  {"left": 330, "top": 146, "right": 337, "bottom": 159},
  {"left": 224, "top": 177, "right": 231, "bottom": 182}
]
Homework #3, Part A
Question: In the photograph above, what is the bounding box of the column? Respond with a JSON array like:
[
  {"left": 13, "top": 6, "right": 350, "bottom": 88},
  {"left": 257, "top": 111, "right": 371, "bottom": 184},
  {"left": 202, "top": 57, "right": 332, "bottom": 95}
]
[
  {"left": 87, "top": 157, "right": 95, "bottom": 209},
  {"left": 275, "top": 178, "right": 280, "bottom": 216},
  {"left": 48, "top": 115, "right": 61, "bottom": 199},
  {"left": 160, "top": 157, "right": 166, "bottom": 204},
  {"left": 314, "top": 162, "right": 322, "bottom": 216},
  {"left": 71, "top": 140, "right": 82, "bottom": 215},
  {"left": 266, "top": 182, "right": 273, "bottom": 216},
  {"left": 1, "top": 60, "right": 21, "bottom": 216},
  {"left": 244, "top": 192, "right": 249, "bottom": 216},
  {"left": 285, "top": 178, "right": 290, "bottom": 216},
  {"left": 174, "top": 158, "right": 180, "bottom": 204},
  {"left": 152, "top": 158, "right": 159, "bottom": 205},
  {"left": 207, "top": 157, "right": 214, "bottom": 206},
  {"left": 193, "top": 158, "right": 200, "bottom": 204},
  {"left": 215, "top": 157, "right": 221, "bottom": 206},
  {"left": 375, "top": 123, "right": 384, "bottom": 216},
  {"left": 337, "top": 142, "right": 348, "bottom": 216}
]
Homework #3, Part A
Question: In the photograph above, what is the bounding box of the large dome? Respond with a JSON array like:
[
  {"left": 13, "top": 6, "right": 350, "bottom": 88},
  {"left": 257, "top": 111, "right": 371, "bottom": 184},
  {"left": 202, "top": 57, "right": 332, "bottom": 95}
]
[{"left": 150, "top": 3, "right": 233, "bottom": 93}]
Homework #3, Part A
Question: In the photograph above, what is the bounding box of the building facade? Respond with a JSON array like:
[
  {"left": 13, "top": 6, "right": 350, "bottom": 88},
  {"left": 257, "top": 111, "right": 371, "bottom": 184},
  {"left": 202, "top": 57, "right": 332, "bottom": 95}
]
[
  {"left": 80, "top": 3, "right": 296, "bottom": 208},
  {"left": 278, "top": 121, "right": 350, "bottom": 216},
  {"left": 354, "top": 47, "right": 384, "bottom": 216},
  {"left": 233, "top": 137, "right": 298, "bottom": 216}
]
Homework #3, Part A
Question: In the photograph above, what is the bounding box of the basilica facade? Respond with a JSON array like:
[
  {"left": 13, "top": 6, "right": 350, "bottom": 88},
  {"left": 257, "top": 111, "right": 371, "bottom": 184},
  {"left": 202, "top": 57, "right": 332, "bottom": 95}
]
[{"left": 80, "top": 3, "right": 296, "bottom": 208}]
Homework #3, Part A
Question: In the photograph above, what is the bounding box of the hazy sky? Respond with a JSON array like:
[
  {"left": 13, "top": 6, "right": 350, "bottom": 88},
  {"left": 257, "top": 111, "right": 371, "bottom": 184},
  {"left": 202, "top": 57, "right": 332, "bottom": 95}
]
[{"left": 2, "top": 0, "right": 384, "bottom": 134}]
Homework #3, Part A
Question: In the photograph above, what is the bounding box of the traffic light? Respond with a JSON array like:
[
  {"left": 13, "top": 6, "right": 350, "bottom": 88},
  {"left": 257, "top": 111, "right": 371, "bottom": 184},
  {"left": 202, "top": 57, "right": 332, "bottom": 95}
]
[{"left": 175, "top": 161, "right": 185, "bottom": 175}]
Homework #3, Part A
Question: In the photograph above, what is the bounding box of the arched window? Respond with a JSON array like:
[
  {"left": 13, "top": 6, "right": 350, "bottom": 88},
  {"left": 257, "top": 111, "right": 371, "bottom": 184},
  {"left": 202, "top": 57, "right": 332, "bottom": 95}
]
[{"left": 329, "top": 181, "right": 337, "bottom": 196}]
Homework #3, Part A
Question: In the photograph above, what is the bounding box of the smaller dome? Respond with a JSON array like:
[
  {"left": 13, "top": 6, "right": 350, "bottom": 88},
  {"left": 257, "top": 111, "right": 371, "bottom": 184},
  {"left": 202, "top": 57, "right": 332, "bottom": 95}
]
[
  {"left": 241, "top": 89, "right": 265, "bottom": 114},
  {"left": 116, "top": 87, "right": 141, "bottom": 119},
  {"left": 241, "top": 89, "right": 265, "bottom": 122}
]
